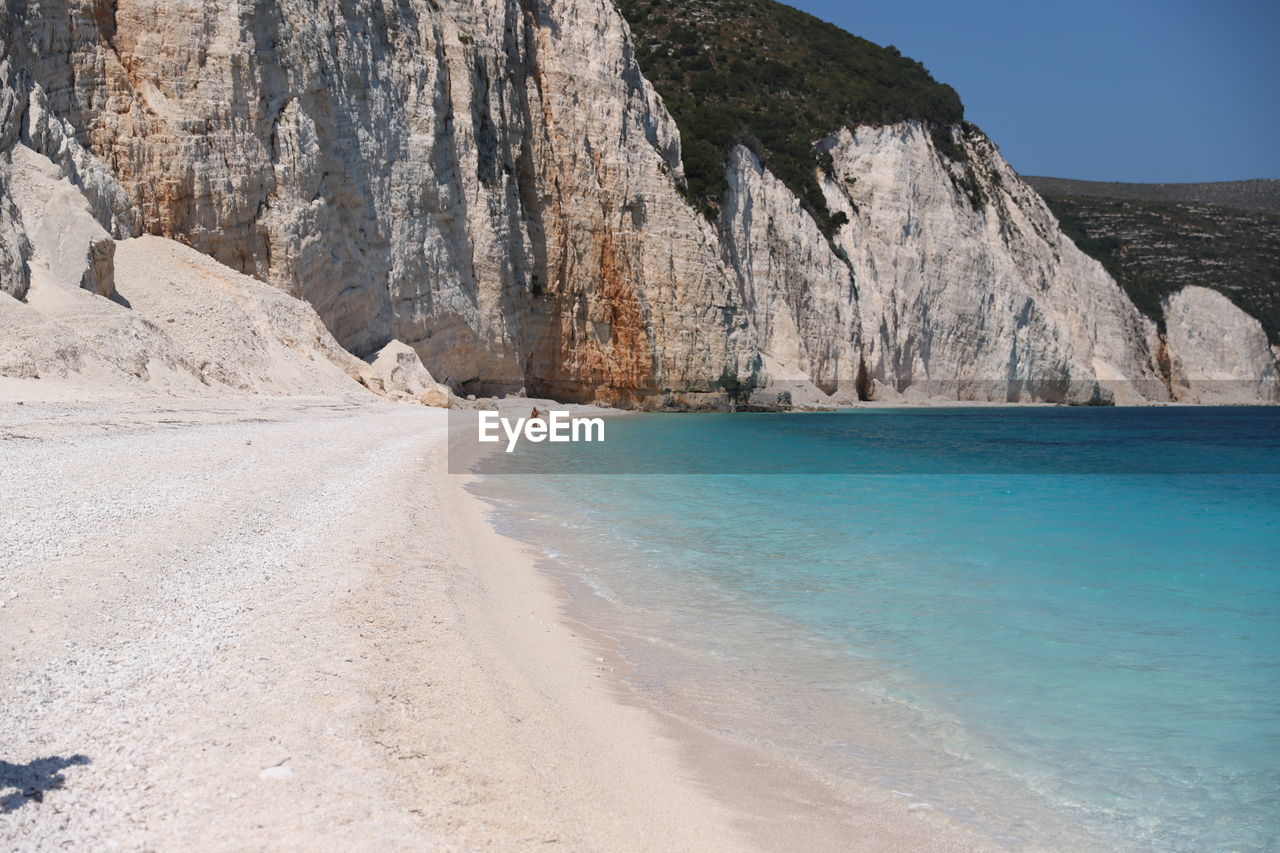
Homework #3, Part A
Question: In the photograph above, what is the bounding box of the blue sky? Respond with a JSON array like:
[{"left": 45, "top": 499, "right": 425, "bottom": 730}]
[{"left": 787, "top": 0, "right": 1279, "bottom": 182}]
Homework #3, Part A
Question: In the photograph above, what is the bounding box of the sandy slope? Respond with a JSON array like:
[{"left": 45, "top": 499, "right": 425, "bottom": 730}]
[
  {"left": 1, "top": 144, "right": 375, "bottom": 404},
  {"left": 0, "top": 398, "right": 747, "bottom": 850}
]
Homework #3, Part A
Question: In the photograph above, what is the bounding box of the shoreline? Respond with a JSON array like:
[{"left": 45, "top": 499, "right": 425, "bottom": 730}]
[
  {"left": 471, "top": 481, "right": 1113, "bottom": 852},
  {"left": 2, "top": 396, "right": 749, "bottom": 849},
  {"left": 450, "top": 404, "right": 1005, "bottom": 851},
  {"left": 2, "top": 395, "right": 1000, "bottom": 850},
  {"left": 455, "top": 399, "right": 1274, "bottom": 850}
]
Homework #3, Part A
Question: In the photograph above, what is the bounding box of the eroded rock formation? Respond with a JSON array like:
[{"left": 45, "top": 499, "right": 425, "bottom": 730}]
[
  {"left": 718, "top": 123, "right": 1173, "bottom": 404},
  {"left": 1162, "top": 286, "right": 1280, "bottom": 403}
]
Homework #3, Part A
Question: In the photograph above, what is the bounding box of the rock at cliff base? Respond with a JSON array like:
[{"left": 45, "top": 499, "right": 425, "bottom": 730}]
[
  {"left": 9, "top": 144, "right": 116, "bottom": 299},
  {"left": 419, "top": 387, "right": 451, "bottom": 408},
  {"left": 1162, "top": 286, "right": 1279, "bottom": 403},
  {"left": 364, "top": 340, "right": 452, "bottom": 405},
  {"left": 83, "top": 237, "right": 116, "bottom": 298}
]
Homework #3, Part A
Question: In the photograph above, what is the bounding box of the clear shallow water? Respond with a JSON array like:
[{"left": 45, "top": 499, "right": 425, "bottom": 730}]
[{"left": 470, "top": 408, "right": 1280, "bottom": 850}]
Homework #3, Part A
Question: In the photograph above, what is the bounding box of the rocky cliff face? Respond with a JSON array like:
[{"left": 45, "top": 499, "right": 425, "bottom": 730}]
[
  {"left": 718, "top": 121, "right": 1278, "bottom": 404},
  {"left": 1, "top": 0, "right": 756, "bottom": 406},
  {"left": 1162, "top": 286, "right": 1279, "bottom": 403},
  {"left": 719, "top": 147, "right": 861, "bottom": 398},
  {"left": 719, "top": 123, "right": 1175, "bottom": 404},
  {"left": 1, "top": 1, "right": 1274, "bottom": 406}
]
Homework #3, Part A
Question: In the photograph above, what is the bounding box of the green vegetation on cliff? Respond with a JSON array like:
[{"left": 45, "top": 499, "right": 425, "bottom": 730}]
[
  {"left": 1039, "top": 193, "right": 1280, "bottom": 345},
  {"left": 1025, "top": 176, "right": 1280, "bottom": 217},
  {"left": 618, "top": 0, "right": 963, "bottom": 229}
]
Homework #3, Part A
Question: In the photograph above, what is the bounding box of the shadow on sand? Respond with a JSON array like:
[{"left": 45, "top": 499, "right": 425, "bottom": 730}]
[{"left": 1, "top": 755, "right": 92, "bottom": 812}]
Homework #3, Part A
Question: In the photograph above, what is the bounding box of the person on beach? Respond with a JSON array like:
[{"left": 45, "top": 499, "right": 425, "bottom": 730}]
[{"left": 530, "top": 406, "right": 542, "bottom": 422}]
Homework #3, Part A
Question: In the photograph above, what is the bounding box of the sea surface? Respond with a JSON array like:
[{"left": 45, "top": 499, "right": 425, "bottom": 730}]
[{"left": 467, "top": 407, "right": 1280, "bottom": 850}]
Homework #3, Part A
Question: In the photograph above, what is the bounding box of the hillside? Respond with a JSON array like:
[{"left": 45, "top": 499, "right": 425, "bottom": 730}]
[
  {"left": 618, "top": 0, "right": 963, "bottom": 229},
  {"left": 1029, "top": 182, "right": 1280, "bottom": 344},
  {"left": 1024, "top": 177, "right": 1280, "bottom": 216}
]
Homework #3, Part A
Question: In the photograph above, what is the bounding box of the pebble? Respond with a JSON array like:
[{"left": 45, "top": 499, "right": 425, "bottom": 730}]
[
  {"left": 2, "top": 402, "right": 440, "bottom": 848},
  {"left": 259, "top": 764, "right": 293, "bottom": 781}
]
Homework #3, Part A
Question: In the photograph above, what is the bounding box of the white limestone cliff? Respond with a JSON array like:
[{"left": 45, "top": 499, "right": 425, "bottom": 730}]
[
  {"left": 0, "top": 1, "right": 1273, "bottom": 406},
  {"left": 0, "top": 0, "right": 755, "bottom": 407},
  {"left": 1162, "top": 286, "right": 1279, "bottom": 403},
  {"left": 718, "top": 123, "right": 1188, "bottom": 404},
  {"left": 719, "top": 147, "right": 861, "bottom": 403}
]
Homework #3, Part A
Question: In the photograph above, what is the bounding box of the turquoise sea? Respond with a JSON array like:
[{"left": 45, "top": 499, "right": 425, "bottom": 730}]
[{"left": 468, "top": 407, "right": 1280, "bottom": 850}]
